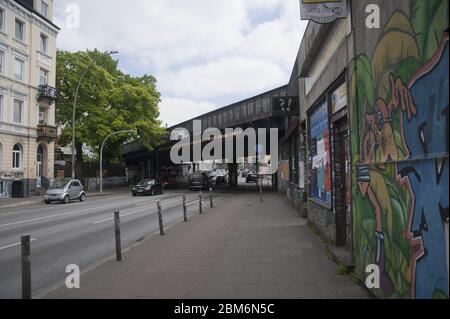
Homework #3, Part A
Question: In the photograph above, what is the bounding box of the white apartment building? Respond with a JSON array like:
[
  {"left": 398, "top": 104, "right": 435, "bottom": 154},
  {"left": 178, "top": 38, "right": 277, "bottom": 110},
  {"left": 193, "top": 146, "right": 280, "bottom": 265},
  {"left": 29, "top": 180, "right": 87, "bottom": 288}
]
[{"left": 0, "top": 0, "right": 58, "bottom": 198}]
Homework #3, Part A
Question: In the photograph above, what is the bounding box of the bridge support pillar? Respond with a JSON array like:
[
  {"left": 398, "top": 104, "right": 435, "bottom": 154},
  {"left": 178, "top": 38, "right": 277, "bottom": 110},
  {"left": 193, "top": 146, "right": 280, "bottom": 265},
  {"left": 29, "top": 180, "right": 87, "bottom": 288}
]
[{"left": 227, "top": 163, "right": 238, "bottom": 188}]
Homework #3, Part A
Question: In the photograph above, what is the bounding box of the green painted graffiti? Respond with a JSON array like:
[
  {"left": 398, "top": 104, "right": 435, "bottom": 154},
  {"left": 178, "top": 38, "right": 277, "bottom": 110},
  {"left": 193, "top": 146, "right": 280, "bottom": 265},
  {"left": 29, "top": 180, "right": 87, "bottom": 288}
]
[{"left": 349, "top": 0, "right": 448, "bottom": 299}]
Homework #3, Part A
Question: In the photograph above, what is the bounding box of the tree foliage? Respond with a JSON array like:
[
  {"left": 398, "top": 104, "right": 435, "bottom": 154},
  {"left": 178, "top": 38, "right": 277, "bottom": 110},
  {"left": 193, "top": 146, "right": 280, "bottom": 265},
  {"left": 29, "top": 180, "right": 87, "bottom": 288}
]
[{"left": 56, "top": 49, "right": 166, "bottom": 162}]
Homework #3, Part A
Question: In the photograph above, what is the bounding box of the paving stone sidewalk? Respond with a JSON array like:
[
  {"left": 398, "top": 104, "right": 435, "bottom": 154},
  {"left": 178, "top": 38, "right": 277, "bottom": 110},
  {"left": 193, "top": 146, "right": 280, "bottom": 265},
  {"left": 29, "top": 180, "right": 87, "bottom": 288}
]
[{"left": 44, "top": 191, "right": 373, "bottom": 299}]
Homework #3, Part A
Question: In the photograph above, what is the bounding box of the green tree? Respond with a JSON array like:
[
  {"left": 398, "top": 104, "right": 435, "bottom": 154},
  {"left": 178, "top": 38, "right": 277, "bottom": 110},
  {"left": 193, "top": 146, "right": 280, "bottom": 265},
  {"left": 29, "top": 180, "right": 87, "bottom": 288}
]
[{"left": 56, "top": 49, "right": 166, "bottom": 162}]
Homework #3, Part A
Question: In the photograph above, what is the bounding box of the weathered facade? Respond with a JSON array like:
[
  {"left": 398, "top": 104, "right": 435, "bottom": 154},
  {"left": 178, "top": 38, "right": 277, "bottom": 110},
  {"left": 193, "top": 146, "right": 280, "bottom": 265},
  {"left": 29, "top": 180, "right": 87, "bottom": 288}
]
[
  {"left": 0, "top": 0, "right": 58, "bottom": 198},
  {"left": 295, "top": 0, "right": 449, "bottom": 299}
]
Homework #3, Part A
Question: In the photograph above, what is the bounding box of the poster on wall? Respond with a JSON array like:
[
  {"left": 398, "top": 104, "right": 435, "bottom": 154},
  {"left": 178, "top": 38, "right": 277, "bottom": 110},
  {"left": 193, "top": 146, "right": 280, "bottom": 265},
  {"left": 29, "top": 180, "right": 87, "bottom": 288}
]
[
  {"left": 331, "top": 82, "right": 347, "bottom": 114},
  {"left": 308, "top": 101, "right": 331, "bottom": 205},
  {"left": 299, "top": 0, "right": 347, "bottom": 24}
]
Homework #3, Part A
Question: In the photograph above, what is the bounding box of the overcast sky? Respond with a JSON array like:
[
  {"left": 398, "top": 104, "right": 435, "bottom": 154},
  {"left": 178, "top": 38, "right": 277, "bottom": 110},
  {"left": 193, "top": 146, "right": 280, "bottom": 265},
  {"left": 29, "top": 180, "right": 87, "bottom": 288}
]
[{"left": 54, "top": 0, "right": 308, "bottom": 127}]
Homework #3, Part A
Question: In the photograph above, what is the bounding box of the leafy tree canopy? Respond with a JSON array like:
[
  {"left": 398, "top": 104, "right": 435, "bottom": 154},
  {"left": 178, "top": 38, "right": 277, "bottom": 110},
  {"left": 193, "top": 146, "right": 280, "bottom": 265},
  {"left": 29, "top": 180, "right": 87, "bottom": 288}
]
[{"left": 56, "top": 49, "right": 166, "bottom": 162}]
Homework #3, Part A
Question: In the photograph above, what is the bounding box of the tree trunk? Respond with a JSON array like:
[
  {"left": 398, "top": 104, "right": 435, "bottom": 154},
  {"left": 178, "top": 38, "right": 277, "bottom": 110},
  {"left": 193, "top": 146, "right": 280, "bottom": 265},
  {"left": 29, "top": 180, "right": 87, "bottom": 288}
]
[{"left": 76, "top": 143, "right": 84, "bottom": 162}]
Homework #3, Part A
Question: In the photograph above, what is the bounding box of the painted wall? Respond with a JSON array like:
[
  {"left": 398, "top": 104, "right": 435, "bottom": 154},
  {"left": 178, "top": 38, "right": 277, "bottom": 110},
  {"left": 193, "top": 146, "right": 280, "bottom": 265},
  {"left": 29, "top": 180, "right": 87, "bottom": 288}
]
[{"left": 349, "top": 0, "right": 449, "bottom": 298}]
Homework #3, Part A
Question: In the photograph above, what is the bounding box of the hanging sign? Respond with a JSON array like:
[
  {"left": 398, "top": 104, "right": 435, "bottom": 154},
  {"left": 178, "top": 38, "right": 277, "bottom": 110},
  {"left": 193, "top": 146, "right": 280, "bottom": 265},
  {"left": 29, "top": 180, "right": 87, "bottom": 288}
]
[{"left": 299, "top": 0, "right": 347, "bottom": 24}]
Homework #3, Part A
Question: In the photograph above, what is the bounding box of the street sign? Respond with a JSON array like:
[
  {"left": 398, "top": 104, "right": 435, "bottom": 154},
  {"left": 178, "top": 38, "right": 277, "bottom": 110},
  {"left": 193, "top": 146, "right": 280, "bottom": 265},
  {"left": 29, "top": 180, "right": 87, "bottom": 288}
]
[
  {"left": 299, "top": 0, "right": 347, "bottom": 24},
  {"left": 272, "top": 96, "right": 299, "bottom": 115}
]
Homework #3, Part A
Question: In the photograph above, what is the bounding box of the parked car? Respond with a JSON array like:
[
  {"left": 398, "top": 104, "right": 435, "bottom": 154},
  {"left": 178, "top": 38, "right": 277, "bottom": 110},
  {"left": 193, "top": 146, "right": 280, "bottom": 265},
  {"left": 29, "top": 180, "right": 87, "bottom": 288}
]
[
  {"left": 215, "top": 169, "right": 228, "bottom": 184},
  {"left": 241, "top": 170, "right": 249, "bottom": 178},
  {"left": 245, "top": 173, "right": 259, "bottom": 183},
  {"left": 45, "top": 178, "right": 86, "bottom": 204},
  {"left": 160, "top": 176, "right": 178, "bottom": 189},
  {"left": 132, "top": 179, "right": 164, "bottom": 196},
  {"left": 188, "top": 172, "right": 216, "bottom": 191}
]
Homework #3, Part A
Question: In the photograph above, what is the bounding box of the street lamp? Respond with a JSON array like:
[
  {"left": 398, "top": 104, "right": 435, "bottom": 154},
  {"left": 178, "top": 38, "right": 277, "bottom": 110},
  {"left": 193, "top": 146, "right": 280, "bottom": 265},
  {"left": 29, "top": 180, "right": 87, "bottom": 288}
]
[
  {"left": 99, "top": 129, "right": 136, "bottom": 193},
  {"left": 71, "top": 50, "right": 119, "bottom": 179}
]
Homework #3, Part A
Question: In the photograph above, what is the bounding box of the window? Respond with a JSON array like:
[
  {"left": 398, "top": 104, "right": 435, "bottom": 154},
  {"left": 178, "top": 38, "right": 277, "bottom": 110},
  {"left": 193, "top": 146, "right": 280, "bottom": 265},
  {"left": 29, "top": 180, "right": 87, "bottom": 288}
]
[
  {"left": 0, "top": 49, "right": 4, "bottom": 75},
  {"left": 39, "top": 106, "right": 47, "bottom": 124},
  {"left": 0, "top": 94, "right": 4, "bottom": 122},
  {"left": 15, "top": 18, "right": 25, "bottom": 41},
  {"left": 70, "top": 181, "right": 80, "bottom": 188},
  {"left": 40, "top": 34, "right": 48, "bottom": 53},
  {"left": 14, "top": 57, "right": 24, "bottom": 81},
  {"left": 0, "top": 8, "right": 5, "bottom": 32},
  {"left": 40, "top": 1, "right": 49, "bottom": 17},
  {"left": 12, "top": 144, "right": 22, "bottom": 169},
  {"left": 39, "top": 68, "right": 48, "bottom": 86},
  {"left": 13, "top": 99, "right": 23, "bottom": 123}
]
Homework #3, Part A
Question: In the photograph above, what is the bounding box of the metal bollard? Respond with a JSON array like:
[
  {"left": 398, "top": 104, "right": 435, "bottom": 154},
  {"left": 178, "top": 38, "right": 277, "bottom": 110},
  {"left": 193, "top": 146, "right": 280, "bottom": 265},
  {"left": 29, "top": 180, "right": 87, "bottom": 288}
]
[
  {"left": 21, "top": 235, "right": 31, "bottom": 299},
  {"left": 199, "top": 192, "right": 203, "bottom": 214},
  {"left": 157, "top": 201, "right": 165, "bottom": 235},
  {"left": 114, "top": 210, "right": 122, "bottom": 261},
  {"left": 209, "top": 187, "right": 213, "bottom": 208},
  {"left": 182, "top": 195, "right": 187, "bottom": 222}
]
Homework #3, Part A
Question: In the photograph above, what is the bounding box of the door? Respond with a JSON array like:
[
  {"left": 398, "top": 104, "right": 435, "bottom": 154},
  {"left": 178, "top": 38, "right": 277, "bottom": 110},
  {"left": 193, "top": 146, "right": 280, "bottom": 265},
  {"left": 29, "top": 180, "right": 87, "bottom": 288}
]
[
  {"left": 332, "top": 117, "right": 349, "bottom": 247},
  {"left": 69, "top": 181, "right": 81, "bottom": 199}
]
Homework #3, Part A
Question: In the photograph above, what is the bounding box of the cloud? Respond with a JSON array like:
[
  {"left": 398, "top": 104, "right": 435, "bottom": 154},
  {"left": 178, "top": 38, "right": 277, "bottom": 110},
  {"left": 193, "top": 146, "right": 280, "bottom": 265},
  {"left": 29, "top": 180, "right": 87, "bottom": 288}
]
[
  {"left": 158, "top": 97, "right": 216, "bottom": 127},
  {"left": 54, "top": 0, "right": 308, "bottom": 126},
  {"left": 158, "top": 56, "right": 286, "bottom": 100}
]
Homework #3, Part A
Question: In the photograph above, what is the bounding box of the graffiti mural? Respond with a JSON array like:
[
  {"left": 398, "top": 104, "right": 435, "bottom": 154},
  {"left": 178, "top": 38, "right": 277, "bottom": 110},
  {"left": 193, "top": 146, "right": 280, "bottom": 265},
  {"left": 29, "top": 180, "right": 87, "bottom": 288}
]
[{"left": 349, "top": 0, "right": 449, "bottom": 298}]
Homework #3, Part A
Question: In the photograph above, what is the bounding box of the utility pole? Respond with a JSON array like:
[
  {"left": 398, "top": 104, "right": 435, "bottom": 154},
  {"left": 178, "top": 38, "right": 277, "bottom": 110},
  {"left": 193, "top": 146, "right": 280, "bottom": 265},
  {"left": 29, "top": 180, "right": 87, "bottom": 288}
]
[
  {"left": 71, "top": 50, "right": 119, "bottom": 179},
  {"left": 100, "top": 129, "right": 135, "bottom": 192}
]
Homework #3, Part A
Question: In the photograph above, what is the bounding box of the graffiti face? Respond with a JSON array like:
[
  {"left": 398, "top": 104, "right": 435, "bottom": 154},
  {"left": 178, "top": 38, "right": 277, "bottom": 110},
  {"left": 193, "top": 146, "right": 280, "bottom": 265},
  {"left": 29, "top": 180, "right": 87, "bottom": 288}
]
[
  {"left": 399, "top": 37, "right": 449, "bottom": 299},
  {"left": 350, "top": 1, "right": 449, "bottom": 299}
]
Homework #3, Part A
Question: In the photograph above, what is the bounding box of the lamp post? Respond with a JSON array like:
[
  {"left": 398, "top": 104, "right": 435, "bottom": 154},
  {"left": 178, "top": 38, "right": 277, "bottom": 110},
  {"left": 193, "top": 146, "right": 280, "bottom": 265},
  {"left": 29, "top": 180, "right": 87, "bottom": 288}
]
[
  {"left": 71, "top": 50, "right": 119, "bottom": 179},
  {"left": 100, "top": 129, "right": 136, "bottom": 193}
]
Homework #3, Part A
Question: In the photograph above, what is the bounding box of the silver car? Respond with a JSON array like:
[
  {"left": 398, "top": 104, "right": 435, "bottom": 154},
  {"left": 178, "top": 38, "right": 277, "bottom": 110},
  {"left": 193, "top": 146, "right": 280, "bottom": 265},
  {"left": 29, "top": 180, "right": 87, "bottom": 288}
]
[{"left": 44, "top": 178, "right": 86, "bottom": 204}]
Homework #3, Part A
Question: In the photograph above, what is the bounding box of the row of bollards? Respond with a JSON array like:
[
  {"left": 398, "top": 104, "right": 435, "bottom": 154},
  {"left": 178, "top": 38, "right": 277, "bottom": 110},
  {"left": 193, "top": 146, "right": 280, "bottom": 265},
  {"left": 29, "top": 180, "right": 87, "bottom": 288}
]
[
  {"left": 19, "top": 189, "right": 215, "bottom": 299},
  {"left": 114, "top": 189, "right": 213, "bottom": 258}
]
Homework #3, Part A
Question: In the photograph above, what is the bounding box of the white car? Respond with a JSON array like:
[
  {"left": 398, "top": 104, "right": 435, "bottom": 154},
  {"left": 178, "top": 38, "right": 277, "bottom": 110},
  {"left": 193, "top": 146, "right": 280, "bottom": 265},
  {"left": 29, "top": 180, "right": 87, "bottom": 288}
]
[{"left": 44, "top": 178, "right": 86, "bottom": 204}]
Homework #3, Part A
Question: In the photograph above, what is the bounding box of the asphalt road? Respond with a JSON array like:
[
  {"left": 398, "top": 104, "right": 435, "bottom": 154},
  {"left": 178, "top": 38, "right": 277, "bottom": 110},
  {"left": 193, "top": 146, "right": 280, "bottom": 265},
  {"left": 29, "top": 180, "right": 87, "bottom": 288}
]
[{"left": 0, "top": 186, "right": 239, "bottom": 299}]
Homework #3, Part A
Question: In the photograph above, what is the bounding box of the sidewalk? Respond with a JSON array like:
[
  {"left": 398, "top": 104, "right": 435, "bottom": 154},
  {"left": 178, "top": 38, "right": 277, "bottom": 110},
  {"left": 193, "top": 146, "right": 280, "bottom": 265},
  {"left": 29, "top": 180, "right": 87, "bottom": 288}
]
[
  {"left": 44, "top": 191, "right": 372, "bottom": 299},
  {"left": 0, "top": 186, "right": 131, "bottom": 210}
]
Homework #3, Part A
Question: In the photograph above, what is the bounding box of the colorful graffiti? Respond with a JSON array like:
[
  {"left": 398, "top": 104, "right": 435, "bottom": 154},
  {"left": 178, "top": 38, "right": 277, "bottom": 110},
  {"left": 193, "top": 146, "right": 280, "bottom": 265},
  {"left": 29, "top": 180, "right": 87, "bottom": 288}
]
[{"left": 349, "top": 0, "right": 449, "bottom": 299}]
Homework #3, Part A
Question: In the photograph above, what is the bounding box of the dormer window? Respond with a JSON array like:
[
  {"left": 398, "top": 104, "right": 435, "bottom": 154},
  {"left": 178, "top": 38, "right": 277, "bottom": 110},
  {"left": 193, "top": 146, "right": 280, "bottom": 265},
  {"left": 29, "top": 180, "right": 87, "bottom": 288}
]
[{"left": 41, "top": 1, "right": 49, "bottom": 17}]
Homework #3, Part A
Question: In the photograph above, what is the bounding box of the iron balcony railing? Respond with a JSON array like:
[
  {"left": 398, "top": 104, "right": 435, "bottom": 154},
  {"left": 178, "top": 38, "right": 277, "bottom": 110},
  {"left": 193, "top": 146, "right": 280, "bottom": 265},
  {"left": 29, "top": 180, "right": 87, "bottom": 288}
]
[
  {"left": 38, "top": 85, "right": 58, "bottom": 102},
  {"left": 37, "top": 124, "right": 58, "bottom": 141}
]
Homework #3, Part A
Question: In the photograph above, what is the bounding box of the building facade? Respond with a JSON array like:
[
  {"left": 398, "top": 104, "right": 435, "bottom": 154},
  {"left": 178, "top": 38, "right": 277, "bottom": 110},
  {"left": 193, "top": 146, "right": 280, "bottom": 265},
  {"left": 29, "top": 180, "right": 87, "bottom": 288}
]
[
  {"left": 0, "top": 0, "right": 58, "bottom": 198},
  {"left": 292, "top": 0, "right": 448, "bottom": 299}
]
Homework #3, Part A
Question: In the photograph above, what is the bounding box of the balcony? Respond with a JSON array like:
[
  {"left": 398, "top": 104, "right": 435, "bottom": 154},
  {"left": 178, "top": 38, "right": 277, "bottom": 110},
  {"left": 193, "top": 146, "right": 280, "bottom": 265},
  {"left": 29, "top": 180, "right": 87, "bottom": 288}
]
[
  {"left": 37, "top": 85, "right": 58, "bottom": 103},
  {"left": 37, "top": 124, "right": 58, "bottom": 141}
]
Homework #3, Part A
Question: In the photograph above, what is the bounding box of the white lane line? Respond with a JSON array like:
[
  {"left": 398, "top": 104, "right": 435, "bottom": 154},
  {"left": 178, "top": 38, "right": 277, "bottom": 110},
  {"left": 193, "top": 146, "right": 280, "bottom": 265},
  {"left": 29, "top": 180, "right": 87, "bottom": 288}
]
[
  {"left": 0, "top": 202, "right": 127, "bottom": 228},
  {"left": 135, "top": 199, "right": 160, "bottom": 207},
  {"left": 92, "top": 196, "right": 189, "bottom": 224},
  {"left": 92, "top": 207, "right": 157, "bottom": 224},
  {"left": 0, "top": 238, "right": 37, "bottom": 251}
]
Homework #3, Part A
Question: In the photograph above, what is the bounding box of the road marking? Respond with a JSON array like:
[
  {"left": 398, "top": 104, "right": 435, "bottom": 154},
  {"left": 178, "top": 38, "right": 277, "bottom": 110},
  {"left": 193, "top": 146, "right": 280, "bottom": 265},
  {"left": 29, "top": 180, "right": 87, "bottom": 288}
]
[
  {"left": 0, "top": 238, "right": 37, "bottom": 251},
  {"left": 91, "top": 195, "right": 194, "bottom": 224},
  {"left": 92, "top": 208, "right": 157, "bottom": 224},
  {"left": 0, "top": 202, "right": 127, "bottom": 228},
  {"left": 135, "top": 199, "right": 160, "bottom": 207}
]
